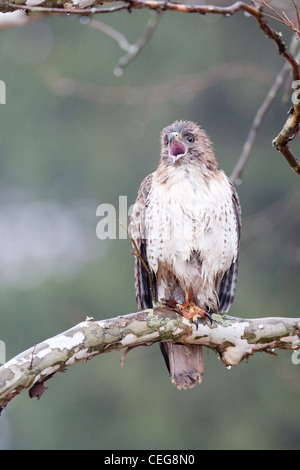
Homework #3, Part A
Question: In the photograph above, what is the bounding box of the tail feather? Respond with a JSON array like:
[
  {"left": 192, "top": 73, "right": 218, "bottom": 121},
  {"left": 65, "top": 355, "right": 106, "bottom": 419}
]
[{"left": 160, "top": 342, "right": 203, "bottom": 390}]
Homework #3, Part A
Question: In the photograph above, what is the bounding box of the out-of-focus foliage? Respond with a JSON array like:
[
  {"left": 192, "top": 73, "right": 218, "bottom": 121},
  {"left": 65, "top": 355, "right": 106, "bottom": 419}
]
[{"left": 0, "top": 0, "right": 299, "bottom": 450}]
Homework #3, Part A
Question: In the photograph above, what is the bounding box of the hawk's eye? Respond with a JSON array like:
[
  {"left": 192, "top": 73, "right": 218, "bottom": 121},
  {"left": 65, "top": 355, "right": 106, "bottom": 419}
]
[
  {"left": 164, "top": 135, "right": 169, "bottom": 145},
  {"left": 185, "top": 134, "right": 195, "bottom": 143}
]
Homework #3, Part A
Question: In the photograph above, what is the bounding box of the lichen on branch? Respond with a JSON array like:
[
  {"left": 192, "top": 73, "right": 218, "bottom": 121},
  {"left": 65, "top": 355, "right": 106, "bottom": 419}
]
[{"left": 0, "top": 305, "right": 299, "bottom": 412}]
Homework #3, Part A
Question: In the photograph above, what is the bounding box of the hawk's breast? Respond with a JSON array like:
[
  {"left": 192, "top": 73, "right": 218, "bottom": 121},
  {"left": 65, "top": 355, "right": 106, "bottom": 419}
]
[{"left": 145, "top": 165, "right": 238, "bottom": 306}]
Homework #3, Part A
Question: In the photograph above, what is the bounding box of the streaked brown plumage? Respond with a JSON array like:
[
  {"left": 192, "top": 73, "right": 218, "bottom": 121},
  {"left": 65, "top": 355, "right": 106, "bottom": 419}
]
[{"left": 130, "top": 120, "right": 241, "bottom": 389}]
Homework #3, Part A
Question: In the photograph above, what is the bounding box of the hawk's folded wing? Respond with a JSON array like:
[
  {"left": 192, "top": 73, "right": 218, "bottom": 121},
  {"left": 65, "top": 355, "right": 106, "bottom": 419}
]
[{"left": 129, "top": 173, "right": 155, "bottom": 310}]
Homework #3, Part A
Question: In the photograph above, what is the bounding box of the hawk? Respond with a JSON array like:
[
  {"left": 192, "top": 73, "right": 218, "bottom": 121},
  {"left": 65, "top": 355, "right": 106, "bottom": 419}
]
[{"left": 130, "top": 120, "right": 241, "bottom": 390}]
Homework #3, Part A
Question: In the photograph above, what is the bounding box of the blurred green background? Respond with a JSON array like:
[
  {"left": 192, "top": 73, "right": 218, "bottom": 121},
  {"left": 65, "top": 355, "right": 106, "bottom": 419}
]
[{"left": 0, "top": 0, "right": 299, "bottom": 450}]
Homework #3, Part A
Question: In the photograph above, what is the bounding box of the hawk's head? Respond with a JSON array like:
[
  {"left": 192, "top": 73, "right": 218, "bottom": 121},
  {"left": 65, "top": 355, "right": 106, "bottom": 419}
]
[{"left": 160, "top": 120, "right": 217, "bottom": 169}]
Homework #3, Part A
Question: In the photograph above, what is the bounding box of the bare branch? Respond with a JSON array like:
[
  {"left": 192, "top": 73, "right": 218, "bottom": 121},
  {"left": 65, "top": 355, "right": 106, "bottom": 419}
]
[
  {"left": 113, "top": 11, "right": 162, "bottom": 76},
  {"left": 87, "top": 11, "right": 162, "bottom": 75},
  {"left": 0, "top": 10, "right": 48, "bottom": 30},
  {"left": 231, "top": 62, "right": 291, "bottom": 183},
  {"left": 116, "top": 218, "right": 155, "bottom": 304},
  {"left": 2, "top": 0, "right": 298, "bottom": 175},
  {"left": 0, "top": 306, "right": 299, "bottom": 411},
  {"left": 258, "top": 0, "right": 300, "bottom": 42},
  {"left": 1, "top": 0, "right": 298, "bottom": 79},
  {"left": 88, "top": 18, "right": 131, "bottom": 51},
  {"left": 0, "top": 1, "right": 130, "bottom": 14}
]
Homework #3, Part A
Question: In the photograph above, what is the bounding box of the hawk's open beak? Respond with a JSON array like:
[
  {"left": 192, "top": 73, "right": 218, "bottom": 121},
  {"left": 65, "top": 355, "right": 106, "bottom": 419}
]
[{"left": 169, "top": 132, "right": 186, "bottom": 162}]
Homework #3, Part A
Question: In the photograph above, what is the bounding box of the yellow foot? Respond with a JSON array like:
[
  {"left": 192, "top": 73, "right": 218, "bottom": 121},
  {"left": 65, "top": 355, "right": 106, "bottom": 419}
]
[
  {"left": 166, "top": 288, "right": 213, "bottom": 329},
  {"left": 176, "top": 302, "right": 212, "bottom": 327}
]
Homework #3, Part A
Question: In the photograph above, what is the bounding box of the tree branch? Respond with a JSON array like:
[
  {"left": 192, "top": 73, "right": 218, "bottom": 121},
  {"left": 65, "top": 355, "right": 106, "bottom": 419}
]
[
  {"left": 230, "top": 62, "right": 291, "bottom": 184},
  {"left": 2, "top": 0, "right": 299, "bottom": 175},
  {"left": 0, "top": 305, "right": 299, "bottom": 412},
  {"left": 86, "top": 11, "right": 162, "bottom": 76}
]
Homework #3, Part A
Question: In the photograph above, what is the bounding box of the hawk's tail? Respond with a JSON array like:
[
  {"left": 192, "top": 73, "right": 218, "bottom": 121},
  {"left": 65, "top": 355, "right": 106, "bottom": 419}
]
[{"left": 160, "top": 343, "right": 203, "bottom": 390}]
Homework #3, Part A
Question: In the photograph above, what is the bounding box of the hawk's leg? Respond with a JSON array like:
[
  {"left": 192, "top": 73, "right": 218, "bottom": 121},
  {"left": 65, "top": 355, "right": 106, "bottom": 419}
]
[{"left": 174, "top": 289, "right": 212, "bottom": 328}]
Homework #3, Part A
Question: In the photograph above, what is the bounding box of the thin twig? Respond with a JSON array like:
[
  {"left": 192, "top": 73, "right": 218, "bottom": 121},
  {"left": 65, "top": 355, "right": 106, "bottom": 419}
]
[
  {"left": 294, "top": 0, "right": 300, "bottom": 38},
  {"left": 113, "top": 11, "right": 162, "bottom": 76},
  {"left": 87, "top": 11, "right": 162, "bottom": 75},
  {"left": 230, "top": 62, "right": 290, "bottom": 183},
  {"left": 88, "top": 19, "right": 130, "bottom": 51},
  {"left": 259, "top": 0, "right": 300, "bottom": 42},
  {"left": 3, "top": 0, "right": 300, "bottom": 174},
  {"left": 116, "top": 219, "right": 155, "bottom": 304},
  {"left": 130, "top": 238, "right": 155, "bottom": 305},
  {"left": 231, "top": 36, "right": 300, "bottom": 182},
  {"left": 3, "top": 2, "right": 130, "bottom": 14}
]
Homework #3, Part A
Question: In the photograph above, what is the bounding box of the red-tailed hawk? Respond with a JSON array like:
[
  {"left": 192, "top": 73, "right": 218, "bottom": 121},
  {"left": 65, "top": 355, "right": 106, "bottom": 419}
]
[{"left": 130, "top": 120, "right": 241, "bottom": 389}]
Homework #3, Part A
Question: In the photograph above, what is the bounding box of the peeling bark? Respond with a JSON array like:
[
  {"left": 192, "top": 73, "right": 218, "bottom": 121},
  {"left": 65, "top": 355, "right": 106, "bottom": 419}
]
[{"left": 0, "top": 306, "right": 299, "bottom": 411}]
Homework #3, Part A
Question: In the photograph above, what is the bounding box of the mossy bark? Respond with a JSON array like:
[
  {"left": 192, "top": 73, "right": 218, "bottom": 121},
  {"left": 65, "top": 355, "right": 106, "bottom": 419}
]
[{"left": 0, "top": 305, "right": 299, "bottom": 411}]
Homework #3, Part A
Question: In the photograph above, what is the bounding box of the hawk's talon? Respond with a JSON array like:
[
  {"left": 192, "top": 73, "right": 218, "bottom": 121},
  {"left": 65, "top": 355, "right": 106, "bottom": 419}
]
[
  {"left": 176, "top": 305, "right": 183, "bottom": 314},
  {"left": 167, "top": 293, "right": 213, "bottom": 327},
  {"left": 193, "top": 311, "right": 213, "bottom": 329},
  {"left": 204, "top": 312, "right": 213, "bottom": 325},
  {"left": 193, "top": 316, "right": 200, "bottom": 331}
]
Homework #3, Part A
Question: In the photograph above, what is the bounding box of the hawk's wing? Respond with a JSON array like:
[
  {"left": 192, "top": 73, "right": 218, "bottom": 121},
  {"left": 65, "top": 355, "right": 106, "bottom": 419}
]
[
  {"left": 129, "top": 173, "right": 155, "bottom": 310},
  {"left": 218, "top": 183, "right": 241, "bottom": 312}
]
